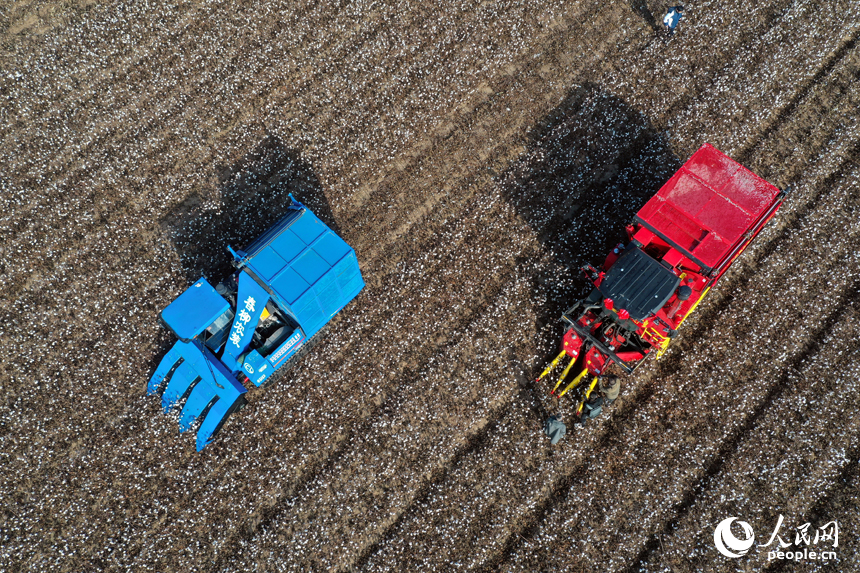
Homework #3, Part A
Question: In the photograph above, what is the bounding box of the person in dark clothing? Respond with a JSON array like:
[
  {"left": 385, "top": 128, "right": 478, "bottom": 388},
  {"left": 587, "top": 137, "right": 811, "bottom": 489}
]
[
  {"left": 663, "top": 5, "right": 684, "bottom": 36},
  {"left": 599, "top": 374, "right": 620, "bottom": 404},
  {"left": 579, "top": 375, "right": 621, "bottom": 424},
  {"left": 544, "top": 414, "right": 567, "bottom": 445}
]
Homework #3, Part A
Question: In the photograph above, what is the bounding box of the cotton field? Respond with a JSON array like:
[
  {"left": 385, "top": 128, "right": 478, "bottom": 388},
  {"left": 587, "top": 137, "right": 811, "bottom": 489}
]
[{"left": 2, "top": 0, "right": 859, "bottom": 571}]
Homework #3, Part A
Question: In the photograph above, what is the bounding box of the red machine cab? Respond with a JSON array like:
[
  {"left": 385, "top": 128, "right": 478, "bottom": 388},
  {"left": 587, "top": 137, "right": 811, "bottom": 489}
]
[{"left": 540, "top": 144, "right": 785, "bottom": 405}]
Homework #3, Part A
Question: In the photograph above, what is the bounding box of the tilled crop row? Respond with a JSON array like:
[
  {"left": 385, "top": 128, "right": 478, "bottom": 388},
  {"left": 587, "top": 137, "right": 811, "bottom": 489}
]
[
  {"left": 637, "top": 288, "right": 860, "bottom": 572},
  {"left": 0, "top": 0, "right": 600, "bottom": 293},
  {"left": 782, "top": 458, "right": 860, "bottom": 572}
]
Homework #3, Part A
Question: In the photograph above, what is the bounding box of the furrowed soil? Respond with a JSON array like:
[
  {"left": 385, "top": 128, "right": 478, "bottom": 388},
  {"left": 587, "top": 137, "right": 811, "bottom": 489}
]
[{"left": 1, "top": 1, "right": 859, "bottom": 571}]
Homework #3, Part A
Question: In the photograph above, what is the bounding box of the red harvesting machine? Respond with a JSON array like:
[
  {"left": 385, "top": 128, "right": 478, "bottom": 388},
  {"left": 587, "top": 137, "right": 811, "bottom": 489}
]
[{"left": 538, "top": 144, "right": 786, "bottom": 412}]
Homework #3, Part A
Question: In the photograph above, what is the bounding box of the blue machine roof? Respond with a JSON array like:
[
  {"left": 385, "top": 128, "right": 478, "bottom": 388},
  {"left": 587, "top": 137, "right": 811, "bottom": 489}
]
[
  {"left": 160, "top": 278, "right": 230, "bottom": 341},
  {"left": 242, "top": 207, "right": 364, "bottom": 336}
]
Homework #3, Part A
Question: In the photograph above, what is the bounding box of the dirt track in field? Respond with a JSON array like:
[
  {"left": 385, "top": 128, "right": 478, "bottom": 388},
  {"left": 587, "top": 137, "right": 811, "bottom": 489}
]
[{"left": 2, "top": 0, "right": 859, "bottom": 571}]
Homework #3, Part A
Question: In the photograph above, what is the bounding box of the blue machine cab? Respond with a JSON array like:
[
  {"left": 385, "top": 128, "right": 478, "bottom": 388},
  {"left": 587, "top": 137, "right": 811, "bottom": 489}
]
[{"left": 148, "top": 195, "right": 364, "bottom": 450}]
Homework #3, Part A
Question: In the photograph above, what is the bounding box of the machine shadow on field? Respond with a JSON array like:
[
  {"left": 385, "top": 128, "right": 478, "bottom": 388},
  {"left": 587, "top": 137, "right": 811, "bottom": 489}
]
[
  {"left": 160, "top": 136, "right": 339, "bottom": 284},
  {"left": 497, "top": 83, "right": 680, "bottom": 412}
]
